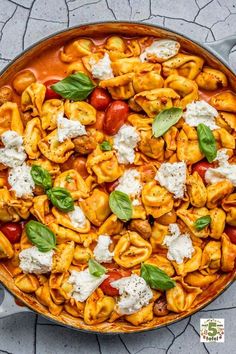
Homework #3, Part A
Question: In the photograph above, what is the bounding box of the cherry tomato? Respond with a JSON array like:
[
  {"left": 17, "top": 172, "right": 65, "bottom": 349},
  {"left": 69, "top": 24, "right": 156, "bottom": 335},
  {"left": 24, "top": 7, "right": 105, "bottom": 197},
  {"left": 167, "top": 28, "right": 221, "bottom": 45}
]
[
  {"left": 0, "top": 222, "right": 22, "bottom": 244},
  {"left": 100, "top": 269, "right": 131, "bottom": 296},
  {"left": 103, "top": 101, "right": 129, "bottom": 135},
  {"left": 90, "top": 88, "right": 112, "bottom": 111},
  {"left": 44, "top": 79, "right": 61, "bottom": 100},
  {"left": 105, "top": 180, "right": 119, "bottom": 193},
  {"left": 224, "top": 225, "right": 236, "bottom": 244},
  {"left": 192, "top": 161, "right": 213, "bottom": 183}
]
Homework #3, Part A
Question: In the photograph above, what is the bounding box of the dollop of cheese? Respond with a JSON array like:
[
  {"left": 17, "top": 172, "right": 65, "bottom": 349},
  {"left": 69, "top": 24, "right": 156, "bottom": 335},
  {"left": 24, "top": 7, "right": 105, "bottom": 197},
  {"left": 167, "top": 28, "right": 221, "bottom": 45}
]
[
  {"left": 140, "top": 39, "right": 179, "bottom": 62},
  {"left": 113, "top": 125, "right": 140, "bottom": 164},
  {"left": 68, "top": 268, "right": 108, "bottom": 302},
  {"left": 155, "top": 161, "right": 186, "bottom": 199},
  {"left": 57, "top": 114, "right": 87, "bottom": 142},
  {"left": 19, "top": 246, "right": 54, "bottom": 274},
  {"left": 183, "top": 100, "right": 219, "bottom": 130},
  {"left": 205, "top": 148, "right": 236, "bottom": 186},
  {"left": 68, "top": 206, "right": 86, "bottom": 228},
  {"left": 115, "top": 169, "right": 142, "bottom": 205},
  {"left": 8, "top": 163, "right": 35, "bottom": 198},
  {"left": 90, "top": 53, "right": 114, "bottom": 80},
  {"left": 93, "top": 235, "right": 114, "bottom": 263},
  {"left": 163, "top": 223, "right": 194, "bottom": 264},
  {"left": 111, "top": 274, "right": 153, "bottom": 315},
  {"left": 0, "top": 130, "right": 26, "bottom": 168}
]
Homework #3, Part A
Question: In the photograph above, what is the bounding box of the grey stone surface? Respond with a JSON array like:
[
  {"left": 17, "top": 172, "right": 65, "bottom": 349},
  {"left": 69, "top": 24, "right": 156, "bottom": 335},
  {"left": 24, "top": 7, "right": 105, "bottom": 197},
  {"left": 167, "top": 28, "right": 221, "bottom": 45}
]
[{"left": 0, "top": 0, "right": 236, "bottom": 353}]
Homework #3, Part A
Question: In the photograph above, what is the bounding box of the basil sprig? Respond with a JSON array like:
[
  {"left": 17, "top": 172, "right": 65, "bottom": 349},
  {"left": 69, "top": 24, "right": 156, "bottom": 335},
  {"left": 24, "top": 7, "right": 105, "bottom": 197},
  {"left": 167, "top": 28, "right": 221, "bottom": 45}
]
[
  {"left": 31, "top": 165, "right": 52, "bottom": 191},
  {"left": 197, "top": 123, "right": 217, "bottom": 162},
  {"left": 109, "top": 191, "right": 132, "bottom": 222},
  {"left": 51, "top": 73, "right": 96, "bottom": 101},
  {"left": 100, "top": 141, "right": 112, "bottom": 151},
  {"left": 194, "top": 215, "right": 211, "bottom": 231},
  {"left": 88, "top": 259, "right": 107, "bottom": 277},
  {"left": 26, "top": 220, "right": 56, "bottom": 252},
  {"left": 152, "top": 107, "right": 183, "bottom": 138},
  {"left": 47, "top": 187, "right": 74, "bottom": 212},
  {"left": 141, "top": 263, "right": 176, "bottom": 291}
]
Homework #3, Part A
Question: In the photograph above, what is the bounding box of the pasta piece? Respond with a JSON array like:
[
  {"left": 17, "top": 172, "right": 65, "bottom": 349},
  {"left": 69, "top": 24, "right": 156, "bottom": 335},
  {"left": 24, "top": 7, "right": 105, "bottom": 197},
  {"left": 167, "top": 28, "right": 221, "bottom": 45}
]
[
  {"left": 73, "top": 245, "right": 93, "bottom": 265},
  {"left": 209, "top": 208, "right": 226, "bottom": 239},
  {"left": 0, "top": 231, "right": 14, "bottom": 259},
  {"left": 200, "top": 241, "right": 221, "bottom": 272},
  {"left": 125, "top": 303, "right": 154, "bottom": 326},
  {"left": 133, "top": 63, "right": 164, "bottom": 93},
  {"left": 14, "top": 273, "right": 40, "bottom": 293},
  {"left": 64, "top": 100, "right": 96, "bottom": 125},
  {"left": 162, "top": 53, "right": 204, "bottom": 79},
  {"left": 207, "top": 180, "right": 234, "bottom": 209},
  {"left": 0, "top": 102, "right": 24, "bottom": 135},
  {"left": 99, "top": 73, "right": 135, "bottom": 100},
  {"left": 142, "top": 181, "right": 174, "bottom": 219},
  {"left": 49, "top": 223, "right": 96, "bottom": 246},
  {"left": 60, "top": 38, "right": 94, "bottom": 63},
  {"left": 210, "top": 91, "right": 236, "bottom": 113},
  {"left": 54, "top": 170, "right": 89, "bottom": 200},
  {"left": 21, "top": 83, "right": 46, "bottom": 116},
  {"left": 80, "top": 189, "right": 111, "bottom": 227},
  {"left": 52, "top": 241, "right": 75, "bottom": 273},
  {"left": 145, "top": 254, "right": 175, "bottom": 276},
  {"left": 134, "top": 88, "right": 180, "bottom": 117},
  {"left": 112, "top": 57, "right": 141, "bottom": 75},
  {"left": 222, "top": 193, "right": 236, "bottom": 226},
  {"left": 38, "top": 130, "right": 74, "bottom": 163},
  {"left": 221, "top": 233, "right": 236, "bottom": 272},
  {"left": 64, "top": 298, "right": 85, "bottom": 318},
  {"left": 41, "top": 99, "right": 64, "bottom": 130},
  {"left": 177, "top": 207, "right": 210, "bottom": 238},
  {"left": 30, "top": 195, "right": 50, "bottom": 224},
  {"left": 173, "top": 246, "right": 202, "bottom": 276},
  {"left": 185, "top": 271, "right": 218, "bottom": 288},
  {"left": 166, "top": 277, "right": 202, "bottom": 313},
  {"left": 113, "top": 231, "right": 152, "bottom": 268},
  {"left": 177, "top": 128, "right": 204, "bottom": 165},
  {"left": 52, "top": 207, "right": 91, "bottom": 234},
  {"left": 86, "top": 147, "right": 123, "bottom": 183},
  {"left": 84, "top": 289, "right": 115, "bottom": 325},
  {"left": 186, "top": 171, "right": 207, "bottom": 208},
  {"left": 138, "top": 130, "right": 164, "bottom": 160},
  {"left": 98, "top": 214, "right": 123, "bottom": 236},
  {"left": 164, "top": 74, "right": 198, "bottom": 108},
  {"left": 196, "top": 67, "right": 228, "bottom": 91},
  {"left": 35, "top": 281, "right": 63, "bottom": 316},
  {"left": 23, "top": 118, "right": 45, "bottom": 159}
]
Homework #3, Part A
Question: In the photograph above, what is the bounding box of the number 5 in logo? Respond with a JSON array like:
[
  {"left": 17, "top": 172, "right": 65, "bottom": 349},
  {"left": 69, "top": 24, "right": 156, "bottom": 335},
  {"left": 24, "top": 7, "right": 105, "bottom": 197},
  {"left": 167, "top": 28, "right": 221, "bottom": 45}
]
[{"left": 208, "top": 322, "right": 218, "bottom": 337}]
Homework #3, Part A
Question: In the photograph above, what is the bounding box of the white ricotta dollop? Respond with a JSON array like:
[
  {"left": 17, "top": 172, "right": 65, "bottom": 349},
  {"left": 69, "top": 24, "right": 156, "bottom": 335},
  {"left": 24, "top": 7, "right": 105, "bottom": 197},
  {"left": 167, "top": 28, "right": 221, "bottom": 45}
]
[
  {"left": 183, "top": 100, "right": 219, "bottom": 130},
  {"left": 93, "top": 235, "right": 114, "bottom": 263},
  {"left": 205, "top": 148, "right": 236, "bottom": 186},
  {"left": 8, "top": 163, "right": 35, "bottom": 198},
  {"left": 163, "top": 223, "right": 194, "bottom": 264},
  {"left": 68, "top": 206, "right": 86, "bottom": 228},
  {"left": 113, "top": 124, "right": 140, "bottom": 164},
  {"left": 155, "top": 161, "right": 186, "bottom": 199},
  {"left": 140, "top": 39, "right": 180, "bottom": 62},
  {"left": 115, "top": 169, "right": 142, "bottom": 205},
  {"left": 57, "top": 115, "right": 87, "bottom": 142},
  {"left": 0, "top": 130, "right": 26, "bottom": 168},
  {"left": 68, "top": 269, "right": 108, "bottom": 302},
  {"left": 90, "top": 53, "right": 114, "bottom": 80},
  {"left": 19, "top": 246, "right": 54, "bottom": 274},
  {"left": 111, "top": 274, "right": 153, "bottom": 315}
]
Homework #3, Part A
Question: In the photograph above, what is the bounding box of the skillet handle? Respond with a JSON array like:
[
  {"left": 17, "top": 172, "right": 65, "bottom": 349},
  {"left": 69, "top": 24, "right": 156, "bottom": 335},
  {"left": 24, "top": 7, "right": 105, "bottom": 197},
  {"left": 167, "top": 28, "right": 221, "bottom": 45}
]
[
  {"left": 204, "top": 35, "right": 236, "bottom": 65},
  {"left": 0, "top": 285, "right": 31, "bottom": 318}
]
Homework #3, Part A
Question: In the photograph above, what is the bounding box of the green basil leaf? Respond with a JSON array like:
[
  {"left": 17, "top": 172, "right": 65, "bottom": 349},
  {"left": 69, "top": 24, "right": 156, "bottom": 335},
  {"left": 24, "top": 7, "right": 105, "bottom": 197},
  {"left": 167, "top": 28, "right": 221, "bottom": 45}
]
[
  {"left": 141, "top": 263, "right": 176, "bottom": 291},
  {"left": 197, "top": 123, "right": 217, "bottom": 162},
  {"left": 25, "top": 220, "right": 56, "bottom": 252},
  {"left": 100, "top": 141, "right": 112, "bottom": 151},
  {"left": 194, "top": 215, "right": 211, "bottom": 231},
  {"left": 31, "top": 165, "right": 52, "bottom": 191},
  {"left": 51, "top": 72, "right": 96, "bottom": 101},
  {"left": 88, "top": 259, "right": 107, "bottom": 277},
  {"left": 47, "top": 187, "right": 74, "bottom": 212},
  {"left": 109, "top": 191, "right": 132, "bottom": 222},
  {"left": 152, "top": 107, "right": 183, "bottom": 138}
]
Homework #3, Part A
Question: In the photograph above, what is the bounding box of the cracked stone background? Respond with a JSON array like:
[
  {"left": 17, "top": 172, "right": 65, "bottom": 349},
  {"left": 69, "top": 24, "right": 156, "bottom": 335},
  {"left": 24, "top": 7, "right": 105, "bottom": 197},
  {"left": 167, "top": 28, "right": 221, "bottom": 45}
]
[{"left": 0, "top": 0, "right": 236, "bottom": 353}]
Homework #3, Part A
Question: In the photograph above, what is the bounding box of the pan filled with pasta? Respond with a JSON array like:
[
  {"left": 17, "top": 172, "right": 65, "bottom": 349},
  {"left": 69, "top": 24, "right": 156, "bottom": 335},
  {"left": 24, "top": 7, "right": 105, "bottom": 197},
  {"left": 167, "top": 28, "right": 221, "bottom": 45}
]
[{"left": 0, "top": 22, "right": 236, "bottom": 333}]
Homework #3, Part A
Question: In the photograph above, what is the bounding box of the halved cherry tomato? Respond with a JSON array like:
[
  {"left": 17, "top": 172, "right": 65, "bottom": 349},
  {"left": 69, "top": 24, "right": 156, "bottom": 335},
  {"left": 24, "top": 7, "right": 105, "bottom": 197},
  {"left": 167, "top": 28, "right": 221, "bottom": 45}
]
[
  {"left": 224, "top": 225, "right": 236, "bottom": 244},
  {"left": 192, "top": 160, "right": 213, "bottom": 183},
  {"left": 44, "top": 79, "right": 61, "bottom": 100},
  {"left": 100, "top": 269, "right": 131, "bottom": 296},
  {"left": 0, "top": 222, "right": 22, "bottom": 244},
  {"left": 90, "top": 87, "right": 112, "bottom": 111},
  {"left": 103, "top": 100, "right": 129, "bottom": 135},
  {"left": 105, "top": 180, "right": 119, "bottom": 193}
]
